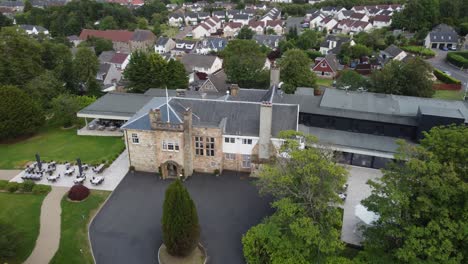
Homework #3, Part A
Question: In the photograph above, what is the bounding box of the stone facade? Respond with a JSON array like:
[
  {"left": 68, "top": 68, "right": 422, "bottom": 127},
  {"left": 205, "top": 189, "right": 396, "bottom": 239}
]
[
  {"left": 192, "top": 126, "right": 223, "bottom": 174},
  {"left": 125, "top": 129, "right": 158, "bottom": 172}
]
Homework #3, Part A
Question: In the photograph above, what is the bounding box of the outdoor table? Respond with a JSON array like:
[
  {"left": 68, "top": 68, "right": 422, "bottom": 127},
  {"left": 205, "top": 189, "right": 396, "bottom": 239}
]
[{"left": 65, "top": 167, "right": 75, "bottom": 175}]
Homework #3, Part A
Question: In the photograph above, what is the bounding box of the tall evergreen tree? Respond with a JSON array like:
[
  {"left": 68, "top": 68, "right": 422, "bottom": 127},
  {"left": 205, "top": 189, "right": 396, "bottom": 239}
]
[
  {"left": 166, "top": 59, "right": 188, "bottom": 89},
  {"left": 162, "top": 180, "right": 200, "bottom": 257}
]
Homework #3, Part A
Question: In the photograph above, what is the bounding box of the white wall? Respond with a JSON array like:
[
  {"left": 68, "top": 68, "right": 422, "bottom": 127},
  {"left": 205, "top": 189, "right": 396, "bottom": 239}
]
[{"left": 222, "top": 135, "right": 258, "bottom": 155}]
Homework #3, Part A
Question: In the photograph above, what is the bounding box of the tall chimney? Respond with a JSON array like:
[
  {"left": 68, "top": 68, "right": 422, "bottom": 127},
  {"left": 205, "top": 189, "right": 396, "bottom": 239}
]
[
  {"left": 183, "top": 108, "right": 193, "bottom": 177},
  {"left": 230, "top": 84, "right": 239, "bottom": 96},
  {"left": 258, "top": 102, "right": 273, "bottom": 161},
  {"left": 149, "top": 108, "right": 161, "bottom": 129},
  {"left": 270, "top": 65, "right": 280, "bottom": 87}
]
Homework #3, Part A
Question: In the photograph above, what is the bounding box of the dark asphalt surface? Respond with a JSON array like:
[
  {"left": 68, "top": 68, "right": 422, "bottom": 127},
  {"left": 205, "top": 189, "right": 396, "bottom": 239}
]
[
  {"left": 89, "top": 171, "right": 273, "bottom": 264},
  {"left": 426, "top": 49, "right": 468, "bottom": 85}
]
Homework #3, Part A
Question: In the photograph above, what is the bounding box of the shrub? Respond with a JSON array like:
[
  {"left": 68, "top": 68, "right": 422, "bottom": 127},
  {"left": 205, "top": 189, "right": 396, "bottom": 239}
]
[
  {"left": 6, "top": 182, "right": 19, "bottom": 193},
  {"left": 433, "top": 69, "right": 461, "bottom": 84},
  {"left": 446, "top": 51, "right": 468, "bottom": 68},
  {"left": 214, "top": 169, "right": 220, "bottom": 175},
  {"left": 0, "top": 221, "right": 20, "bottom": 259},
  {"left": 22, "top": 180, "right": 36, "bottom": 192},
  {"left": 129, "top": 165, "right": 135, "bottom": 171},
  {"left": 401, "top": 46, "right": 435, "bottom": 57},
  {"left": 68, "top": 184, "right": 90, "bottom": 201},
  {"left": 32, "top": 184, "right": 51, "bottom": 195},
  {"left": 162, "top": 180, "right": 200, "bottom": 257},
  {"left": 0, "top": 180, "right": 8, "bottom": 190}
]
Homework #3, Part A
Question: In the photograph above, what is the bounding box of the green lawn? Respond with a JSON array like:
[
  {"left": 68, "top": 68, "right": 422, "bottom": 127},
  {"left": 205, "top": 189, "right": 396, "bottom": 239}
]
[
  {"left": 161, "top": 25, "right": 179, "bottom": 38},
  {"left": 433, "top": 90, "right": 464, "bottom": 100},
  {"left": 0, "top": 193, "right": 46, "bottom": 264},
  {"left": 0, "top": 128, "right": 125, "bottom": 169},
  {"left": 316, "top": 78, "right": 334, "bottom": 87},
  {"left": 50, "top": 191, "right": 110, "bottom": 264}
]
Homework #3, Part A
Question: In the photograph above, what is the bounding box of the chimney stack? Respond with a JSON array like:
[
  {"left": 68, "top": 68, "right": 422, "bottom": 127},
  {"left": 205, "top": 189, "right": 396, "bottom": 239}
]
[
  {"left": 258, "top": 102, "right": 273, "bottom": 161},
  {"left": 149, "top": 108, "right": 161, "bottom": 129},
  {"left": 183, "top": 108, "right": 194, "bottom": 177},
  {"left": 270, "top": 65, "right": 280, "bottom": 87},
  {"left": 230, "top": 84, "right": 239, "bottom": 96}
]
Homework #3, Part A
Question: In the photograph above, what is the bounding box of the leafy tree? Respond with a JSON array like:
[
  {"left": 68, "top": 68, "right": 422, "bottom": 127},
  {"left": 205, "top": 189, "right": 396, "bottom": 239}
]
[
  {"left": 162, "top": 180, "right": 200, "bottom": 257},
  {"left": 25, "top": 71, "right": 64, "bottom": 110},
  {"left": 265, "top": 28, "right": 276, "bottom": 35},
  {"left": 237, "top": 26, "right": 254, "bottom": 40},
  {"left": 40, "top": 40, "right": 75, "bottom": 90},
  {"left": 279, "top": 49, "right": 317, "bottom": 93},
  {"left": 286, "top": 26, "right": 298, "bottom": 40},
  {"left": 134, "top": 0, "right": 168, "bottom": 21},
  {"left": 336, "top": 70, "right": 369, "bottom": 91},
  {"left": 147, "top": 52, "right": 168, "bottom": 88},
  {"left": 0, "top": 221, "right": 20, "bottom": 259},
  {"left": 0, "top": 85, "right": 44, "bottom": 140},
  {"left": 166, "top": 59, "right": 188, "bottom": 89},
  {"left": 73, "top": 47, "right": 99, "bottom": 93},
  {"left": 222, "top": 40, "right": 268, "bottom": 88},
  {"left": 391, "top": 0, "right": 440, "bottom": 32},
  {"left": 278, "top": 39, "right": 296, "bottom": 54},
  {"left": 99, "top": 16, "right": 118, "bottom": 30},
  {"left": 137, "top": 17, "right": 149, "bottom": 29},
  {"left": 50, "top": 94, "right": 96, "bottom": 127},
  {"left": 23, "top": 0, "right": 33, "bottom": 12},
  {"left": 0, "top": 13, "right": 12, "bottom": 28},
  {"left": 362, "top": 125, "right": 467, "bottom": 263},
  {"left": 124, "top": 50, "right": 154, "bottom": 93},
  {"left": 339, "top": 43, "right": 372, "bottom": 61},
  {"left": 0, "top": 27, "right": 43, "bottom": 86},
  {"left": 296, "top": 29, "right": 320, "bottom": 50},
  {"left": 246, "top": 130, "right": 348, "bottom": 263},
  {"left": 460, "top": 22, "right": 468, "bottom": 36},
  {"left": 80, "top": 37, "right": 114, "bottom": 56},
  {"left": 370, "top": 57, "right": 434, "bottom": 97},
  {"left": 353, "top": 30, "right": 387, "bottom": 51}
]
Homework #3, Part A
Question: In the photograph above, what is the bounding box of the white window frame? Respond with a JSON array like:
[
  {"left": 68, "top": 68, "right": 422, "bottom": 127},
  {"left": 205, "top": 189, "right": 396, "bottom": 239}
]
[
  {"left": 242, "top": 155, "right": 251, "bottom": 168},
  {"left": 224, "top": 153, "right": 236, "bottom": 160},
  {"left": 242, "top": 138, "right": 253, "bottom": 145},
  {"left": 162, "top": 140, "right": 179, "bottom": 152},
  {"left": 131, "top": 133, "right": 140, "bottom": 144}
]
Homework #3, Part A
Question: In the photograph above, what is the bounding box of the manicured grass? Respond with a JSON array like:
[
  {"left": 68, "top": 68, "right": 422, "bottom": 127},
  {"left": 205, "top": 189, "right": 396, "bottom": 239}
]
[
  {"left": 433, "top": 90, "right": 464, "bottom": 100},
  {"left": 161, "top": 25, "right": 180, "bottom": 38},
  {"left": 0, "top": 192, "right": 46, "bottom": 264},
  {"left": 0, "top": 127, "right": 125, "bottom": 169},
  {"left": 50, "top": 190, "right": 110, "bottom": 264},
  {"left": 316, "top": 77, "right": 334, "bottom": 87}
]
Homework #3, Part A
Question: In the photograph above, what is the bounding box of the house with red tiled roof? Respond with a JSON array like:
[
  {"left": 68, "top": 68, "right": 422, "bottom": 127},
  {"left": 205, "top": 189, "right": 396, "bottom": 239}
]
[
  {"left": 79, "top": 29, "right": 156, "bottom": 53},
  {"left": 350, "top": 12, "right": 369, "bottom": 22},
  {"left": 192, "top": 23, "right": 211, "bottom": 39},
  {"left": 318, "top": 17, "right": 338, "bottom": 32},
  {"left": 223, "top": 22, "right": 243, "bottom": 38},
  {"left": 373, "top": 15, "right": 392, "bottom": 28},
  {"left": 248, "top": 20, "right": 265, "bottom": 35}
]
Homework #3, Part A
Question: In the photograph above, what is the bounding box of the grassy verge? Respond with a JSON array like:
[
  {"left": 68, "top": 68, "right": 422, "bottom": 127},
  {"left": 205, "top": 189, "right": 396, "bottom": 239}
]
[
  {"left": 316, "top": 77, "right": 334, "bottom": 87},
  {"left": 433, "top": 90, "right": 464, "bottom": 100},
  {"left": 0, "top": 192, "right": 46, "bottom": 264},
  {"left": 0, "top": 127, "right": 125, "bottom": 169},
  {"left": 50, "top": 190, "right": 110, "bottom": 264}
]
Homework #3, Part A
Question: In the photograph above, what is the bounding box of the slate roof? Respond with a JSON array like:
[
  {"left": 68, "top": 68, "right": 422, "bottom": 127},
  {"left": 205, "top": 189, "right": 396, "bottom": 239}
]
[
  {"left": 383, "top": 44, "right": 403, "bottom": 57},
  {"left": 233, "top": 14, "right": 249, "bottom": 20},
  {"left": 253, "top": 35, "right": 284, "bottom": 49},
  {"left": 197, "top": 37, "right": 228, "bottom": 50},
  {"left": 156, "top": 37, "right": 170, "bottom": 46},
  {"left": 180, "top": 54, "right": 218, "bottom": 72},
  {"left": 78, "top": 92, "right": 153, "bottom": 118},
  {"left": 98, "top": 51, "right": 116, "bottom": 64},
  {"left": 131, "top": 30, "right": 155, "bottom": 42},
  {"left": 19, "top": 24, "right": 48, "bottom": 32},
  {"left": 213, "top": 10, "right": 226, "bottom": 17},
  {"left": 428, "top": 24, "right": 459, "bottom": 43}
]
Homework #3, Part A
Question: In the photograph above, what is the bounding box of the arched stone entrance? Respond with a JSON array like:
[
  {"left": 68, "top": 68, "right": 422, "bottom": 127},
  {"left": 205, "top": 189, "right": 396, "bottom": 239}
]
[{"left": 161, "top": 160, "right": 183, "bottom": 179}]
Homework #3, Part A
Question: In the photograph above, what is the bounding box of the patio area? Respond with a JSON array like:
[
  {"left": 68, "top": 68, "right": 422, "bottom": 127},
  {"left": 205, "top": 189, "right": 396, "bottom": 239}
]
[
  {"left": 10, "top": 151, "right": 130, "bottom": 191},
  {"left": 77, "top": 118, "right": 124, "bottom": 137}
]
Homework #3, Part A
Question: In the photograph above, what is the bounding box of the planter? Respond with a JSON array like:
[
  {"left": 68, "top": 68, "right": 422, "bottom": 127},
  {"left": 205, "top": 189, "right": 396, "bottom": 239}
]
[{"left": 158, "top": 243, "right": 207, "bottom": 264}]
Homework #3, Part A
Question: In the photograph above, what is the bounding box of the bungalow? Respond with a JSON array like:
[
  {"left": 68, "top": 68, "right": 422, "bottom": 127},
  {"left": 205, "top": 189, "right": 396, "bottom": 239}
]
[
  {"left": 312, "top": 54, "right": 340, "bottom": 78},
  {"left": 181, "top": 54, "right": 223, "bottom": 75},
  {"left": 350, "top": 12, "right": 369, "bottom": 22},
  {"left": 213, "top": 10, "right": 226, "bottom": 21},
  {"left": 198, "top": 12, "right": 210, "bottom": 21},
  {"left": 424, "top": 24, "right": 459, "bottom": 49},
  {"left": 223, "top": 22, "right": 243, "bottom": 38},
  {"left": 227, "top": 9, "right": 241, "bottom": 20},
  {"left": 379, "top": 44, "right": 407, "bottom": 65},
  {"left": 155, "top": 37, "right": 176, "bottom": 54},
  {"left": 169, "top": 13, "right": 184, "bottom": 27},
  {"left": 373, "top": 15, "right": 391, "bottom": 28}
]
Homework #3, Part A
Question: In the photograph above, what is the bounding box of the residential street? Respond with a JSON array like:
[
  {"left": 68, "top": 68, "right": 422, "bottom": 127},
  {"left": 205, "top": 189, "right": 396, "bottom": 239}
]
[{"left": 425, "top": 49, "right": 468, "bottom": 84}]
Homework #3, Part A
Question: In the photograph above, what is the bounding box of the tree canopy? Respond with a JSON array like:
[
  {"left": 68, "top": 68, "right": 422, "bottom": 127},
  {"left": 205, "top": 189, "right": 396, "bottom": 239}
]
[
  {"left": 222, "top": 40, "right": 269, "bottom": 88},
  {"left": 336, "top": 70, "right": 369, "bottom": 91},
  {"left": 361, "top": 125, "right": 467, "bottom": 263},
  {"left": 237, "top": 26, "right": 254, "bottom": 40},
  {"left": 73, "top": 47, "right": 100, "bottom": 94},
  {"left": 279, "top": 49, "right": 317, "bottom": 93}
]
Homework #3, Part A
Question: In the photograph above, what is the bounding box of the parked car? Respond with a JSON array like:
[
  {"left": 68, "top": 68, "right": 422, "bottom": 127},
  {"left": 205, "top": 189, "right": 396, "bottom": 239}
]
[
  {"left": 449, "top": 46, "right": 457, "bottom": 51},
  {"left": 443, "top": 71, "right": 452, "bottom": 76},
  {"left": 440, "top": 46, "right": 449, "bottom": 51}
]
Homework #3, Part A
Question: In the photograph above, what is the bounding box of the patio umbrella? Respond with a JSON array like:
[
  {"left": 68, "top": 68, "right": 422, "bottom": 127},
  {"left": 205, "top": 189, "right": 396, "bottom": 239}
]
[
  {"left": 77, "top": 158, "right": 83, "bottom": 176},
  {"left": 35, "top": 153, "right": 42, "bottom": 171},
  {"left": 354, "top": 204, "right": 379, "bottom": 225}
]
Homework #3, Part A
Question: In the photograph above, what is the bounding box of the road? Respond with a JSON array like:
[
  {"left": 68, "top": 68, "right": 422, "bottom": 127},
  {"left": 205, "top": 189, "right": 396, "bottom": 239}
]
[{"left": 425, "top": 49, "right": 468, "bottom": 85}]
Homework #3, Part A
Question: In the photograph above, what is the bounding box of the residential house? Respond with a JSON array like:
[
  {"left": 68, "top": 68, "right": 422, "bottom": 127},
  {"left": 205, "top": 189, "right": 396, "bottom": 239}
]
[
  {"left": 320, "top": 6, "right": 345, "bottom": 16},
  {"left": 192, "top": 23, "right": 211, "bottom": 39},
  {"left": 196, "top": 69, "right": 229, "bottom": 93},
  {"left": 198, "top": 12, "right": 210, "bottom": 21},
  {"left": 309, "top": 13, "right": 325, "bottom": 29},
  {"left": 254, "top": 3, "right": 268, "bottom": 10},
  {"left": 96, "top": 63, "right": 121, "bottom": 91},
  {"left": 372, "top": 15, "right": 391, "bottom": 28},
  {"left": 67, "top": 35, "right": 81, "bottom": 47},
  {"left": 334, "top": 19, "right": 372, "bottom": 34},
  {"left": 79, "top": 29, "right": 156, "bottom": 53},
  {"left": 248, "top": 21, "right": 265, "bottom": 35},
  {"left": 232, "top": 14, "right": 250, "bottom": 25},
  {"left": 195, "top": 37, "right": 228, "bottom": 54},
  {"left": 213, "top": 10, "right": 226, "bottom": 21},
  {"left": 181, "top": 54, "right": 223, "bottom": 75},
  {"left": 312, "top": 54, "right": 340, "bottom": 78},
  {"left": 424, "top": 24, "right": 459, "bottom": 49},
  {"left": 336, "top": 10, "right": 354, "bottom": 21},
  {"left": 350, "top": 12, "right": 369, "bottom": 22},
  {"left": 379, "top": 44, "right": 407, "bottom": 64},
  {"left": 185, "top": 13, "right": 199, "bottom": 25},
  {"left": 318, "top": 17, "right": 338, "bottom": 32},
  {"left": 110, "top": 52, "right": 131, "bottom": 70},
  {"left": 227, "top": 9, "right": 241, "bottom": 20},
  {"left": 266, "top": 20, "right": 284, "bottom": 35},
  {"left": 169, "top": 13, "right": 184, "bottom": 27},
  {"left": 106, "top": 0, "right": 144, "bottom": 7},
  {"left": 19, "top": 24, "right": 49, "bottom": 36},
  {"left": 171, "top": 39, "right": 197, "bottom": 56},
  {"left": 223, "top": 22, "right": 243, "bottom": 38},
  {"left": 155, "top": 37, "right": 176, "bottom": 54},
  {"left": 253, "top": 35, "right": 284, "bottom": 49},
  {"left": 319, "top": 35, "right": 355, "bottom": 55},
  {"left": 0, "top": 1, "right": 23, "bottom": 13}
]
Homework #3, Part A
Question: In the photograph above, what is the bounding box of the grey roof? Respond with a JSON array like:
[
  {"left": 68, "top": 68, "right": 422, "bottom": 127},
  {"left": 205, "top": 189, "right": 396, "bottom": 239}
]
[
  {"left": 428, "top": 24, "right": 459, "bottom": 43},
  {"left": 169, "top": 13, "right": 183, "bottom": 19},
  {"left": 207, "top": 69, "right": 228, "bottom": 92},
  {"left": 131, "top": 30, "right": 154, "bottom": 42},
  {"left": 213, "top": 10, "right": 226, "bottom": 17},
  {"left": 78, "top": 92, "right": 153, "bottom": 118},
  {"left": 383, "top": 44, "right": 403, "bottom": 57},
  {"left": 227, "top": 88, "right": 271, "bottom": 102},
  {"left": 0, "top": 1, "right": 23, "bottom": 7},
  {"left": 320, "top": 35, "right": 351, "bottom": 54},
  {"left": 156, "top": 37, "right": 170, "bottom": 46},
  {"left": 122, "top": 97, "right": 298, "bottom": 137},
  {"left": 198, "top": 11, "right": 210, "bottom": 17},
  {"left": 98, "top": 63, "right": 111, "bottom": 76},
  {"left": 324, "top": 54, "right": 339, "bottom": 71},
  {"left": 144, "top": 88, "right": 225, "bottom": 100},
  {"left": 185, "top": 12, "right": 198, "bottom": 18},
  {"left": 19, "top": 24, "right": 48, "bottom": 32},
  {"left": 197, "top": 37, "right": 228, "bottom": 50},
  {"left": 418, "top": 105, "right": 465, "bottom": 119},
  {"left": 98, "top": 51, "right": 116, "bottom": 64},
  {"left": 253, "top": 35, "right": 284, "bottom": 49},
  {"left": 233, "top": 14, "right": 249, "bottom": 20},
  {"left": 180, "top": 54, "right": 218, "bottom": 72}
]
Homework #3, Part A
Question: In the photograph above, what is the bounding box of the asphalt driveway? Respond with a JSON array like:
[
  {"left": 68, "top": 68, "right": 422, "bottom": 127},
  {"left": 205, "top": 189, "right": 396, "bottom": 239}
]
[
  {"left": 426, "top": 49, "right": 468, "bottom": 84},
  {"left": 90, "top": 171, "right": 273, "bottom": 264}
]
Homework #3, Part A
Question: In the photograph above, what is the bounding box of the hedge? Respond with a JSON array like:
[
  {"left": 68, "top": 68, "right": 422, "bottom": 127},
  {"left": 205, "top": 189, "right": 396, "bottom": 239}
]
[
  {"left": 401, "top": 46, "right": 436, "bottom": 57},
  {"left": 0, "top": 180, "right": 8, "bottom": 190},
  {"left": 433, "top": 69, "right": 461, "bottom": 84},
  {"left": 446, "top": 51, "right": 468, "bottom": 68},
  {"left": 32, "top": 184, "right": 51, "bottom": 195}
]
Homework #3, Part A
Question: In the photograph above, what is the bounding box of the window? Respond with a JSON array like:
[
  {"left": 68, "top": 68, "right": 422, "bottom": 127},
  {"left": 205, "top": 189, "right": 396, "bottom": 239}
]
[
  {"left": 206, "top": 137, "right": 215, "bottom": 156},
  {"left": 225, "top": 153, "right": 236, "bottom": 160},
  {"left": 242, "top": 138, "right": 253, "bottom": 145},
  {"left": 322, "top": 62, "right": 326, "bottom": 67},
  {"left": 195, "top": 136, "right": 204, "bottom": 156},
  {"left": 224, "top": 137, "right": 235, "bottom": 143},
  {"left": 131, "top": 133, "right": 139, "bottom": 144},
  {"left": 242, "top": 155, "right": 251, "bottom": 168},
  {"left": 162, "top": 140, "right": 179, "bottom": 152}
]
